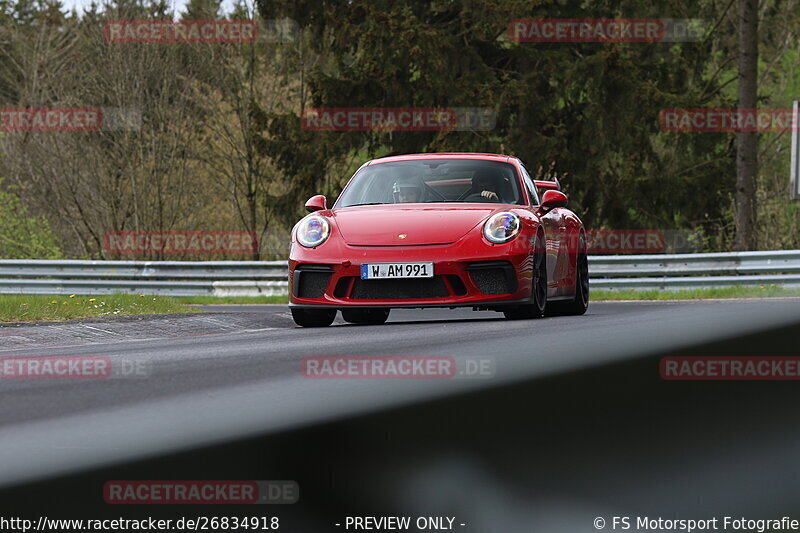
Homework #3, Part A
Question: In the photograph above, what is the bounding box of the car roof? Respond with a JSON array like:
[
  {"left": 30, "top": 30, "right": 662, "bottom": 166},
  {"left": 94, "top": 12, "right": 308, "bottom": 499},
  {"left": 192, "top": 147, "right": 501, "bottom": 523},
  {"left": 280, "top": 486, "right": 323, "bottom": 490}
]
[{"left": 365, "top": 153, "right": 517, "bottom": 165}]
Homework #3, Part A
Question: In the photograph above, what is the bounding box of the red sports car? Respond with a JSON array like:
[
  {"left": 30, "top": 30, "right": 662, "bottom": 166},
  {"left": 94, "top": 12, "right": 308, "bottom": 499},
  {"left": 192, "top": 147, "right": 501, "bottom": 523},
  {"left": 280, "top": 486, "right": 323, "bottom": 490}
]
[{"left": 288, "top": 153, "right": 589, "bottom": 327}]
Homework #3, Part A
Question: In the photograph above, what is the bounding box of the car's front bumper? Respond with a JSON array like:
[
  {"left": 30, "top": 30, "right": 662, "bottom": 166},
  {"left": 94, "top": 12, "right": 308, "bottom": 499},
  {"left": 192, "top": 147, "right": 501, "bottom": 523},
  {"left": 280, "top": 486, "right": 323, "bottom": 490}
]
[{"left": 288, "top": 241, "right": 534, "bottom": 309}]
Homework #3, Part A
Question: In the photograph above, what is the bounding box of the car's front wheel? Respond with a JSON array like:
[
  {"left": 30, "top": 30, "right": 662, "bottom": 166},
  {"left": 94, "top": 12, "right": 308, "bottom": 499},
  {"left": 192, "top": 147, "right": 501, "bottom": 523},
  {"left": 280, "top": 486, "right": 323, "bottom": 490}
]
[
  {"left": 291, "top": 308, "right": 337, "bottom": 327},
  {"left": 503, "top": 232, "right": 547, "bottom": 320},
  {"left": 547, "top": 235, "right": 589, "bottom": 317}
]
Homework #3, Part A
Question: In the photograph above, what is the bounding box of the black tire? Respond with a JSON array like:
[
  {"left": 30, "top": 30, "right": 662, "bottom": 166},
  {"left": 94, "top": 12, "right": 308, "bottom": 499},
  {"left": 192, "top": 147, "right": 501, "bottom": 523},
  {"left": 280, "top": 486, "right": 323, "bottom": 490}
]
[
  {"left": 547, "top": 236, "right": 589, "bottom": 316},
  {"left": 291, "top": 308, "right": 336, "bottom": 327},
  {"left": 503, "top": 232, "right": 547, "bottom": 320},
  {"left": 341, "top": 308, "right": 390, "bottom": 325}
]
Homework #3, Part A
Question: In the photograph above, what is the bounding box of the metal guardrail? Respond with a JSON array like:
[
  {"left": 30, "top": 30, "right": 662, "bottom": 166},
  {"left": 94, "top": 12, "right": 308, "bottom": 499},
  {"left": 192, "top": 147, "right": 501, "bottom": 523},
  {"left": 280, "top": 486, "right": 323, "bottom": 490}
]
[
  {"left": 0, "top": 260, "right": 288, "bottom": 297},
  {"left": 0, "top": 251, "right": 798, "bottom": 296},
  {"left": 0, "top": 260, "right": 286, "bottom": 279},
  {"left": 589, "top": 250, "right": 800, "bottom": 290}
]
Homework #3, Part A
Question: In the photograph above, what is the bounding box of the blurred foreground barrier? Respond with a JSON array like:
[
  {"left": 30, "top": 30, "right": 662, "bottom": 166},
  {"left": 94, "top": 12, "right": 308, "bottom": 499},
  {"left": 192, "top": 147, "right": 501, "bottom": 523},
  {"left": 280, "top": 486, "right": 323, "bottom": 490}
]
[{"left": 0, "top": 251, "right": 798, "bottom": 295}]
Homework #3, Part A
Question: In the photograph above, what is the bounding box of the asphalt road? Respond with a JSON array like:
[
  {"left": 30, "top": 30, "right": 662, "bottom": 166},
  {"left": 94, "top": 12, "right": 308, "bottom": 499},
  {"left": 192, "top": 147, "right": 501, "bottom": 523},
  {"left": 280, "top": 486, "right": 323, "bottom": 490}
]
[{"left": 1, "top": 299, "right": 800, "bottom": 487}]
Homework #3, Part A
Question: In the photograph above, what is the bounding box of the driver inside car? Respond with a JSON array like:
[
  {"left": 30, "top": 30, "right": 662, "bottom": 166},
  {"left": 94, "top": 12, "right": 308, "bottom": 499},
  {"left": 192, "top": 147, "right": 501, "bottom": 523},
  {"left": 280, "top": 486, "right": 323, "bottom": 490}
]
[
  {"left": 392, "top": 177, "right": 423, "bottom": 203},
  {"left": 464, "top": 172, "right": 503, "bottom": 202}
]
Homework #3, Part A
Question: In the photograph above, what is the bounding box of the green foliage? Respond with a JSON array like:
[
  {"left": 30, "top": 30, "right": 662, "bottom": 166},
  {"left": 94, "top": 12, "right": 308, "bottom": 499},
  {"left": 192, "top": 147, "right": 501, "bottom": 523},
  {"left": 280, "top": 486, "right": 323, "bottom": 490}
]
[
  {"left": 181, "top": 0, "right": 221, "bottom": 20},
  {"left": 0, "top": 0, "right": 798, "bottom": 257},
  {"left": 0, "top": 179, "right": 62, "bottom": 259},
  {"left": 259, "top": 0, "right": 738, "bottom": 235}
]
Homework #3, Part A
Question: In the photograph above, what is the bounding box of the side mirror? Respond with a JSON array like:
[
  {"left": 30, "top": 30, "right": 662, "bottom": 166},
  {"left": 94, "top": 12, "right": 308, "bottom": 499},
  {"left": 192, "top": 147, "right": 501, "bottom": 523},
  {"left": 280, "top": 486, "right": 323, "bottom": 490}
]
[
  {"left": 541, "top": 190, "right": 568, "bottom": 210},
  {"left": 305, "top": 194, "right": 327, "bottom": 212}
]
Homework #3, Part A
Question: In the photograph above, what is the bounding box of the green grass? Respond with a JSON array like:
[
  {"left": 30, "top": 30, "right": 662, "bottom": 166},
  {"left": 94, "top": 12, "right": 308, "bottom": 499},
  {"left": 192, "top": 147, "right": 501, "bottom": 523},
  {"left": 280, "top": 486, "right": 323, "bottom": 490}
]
[
  {"left": 2, "top": 286, "right": 796, "bottom": 323},
  {"left": 593, "top": 285, "right": 800, "bottom": 300},
  {"left": 0, "top": 294, "right": 199, "bottom": 323},
  {"left": 174, "top": 295, "right": 289, "bottom": 305}
]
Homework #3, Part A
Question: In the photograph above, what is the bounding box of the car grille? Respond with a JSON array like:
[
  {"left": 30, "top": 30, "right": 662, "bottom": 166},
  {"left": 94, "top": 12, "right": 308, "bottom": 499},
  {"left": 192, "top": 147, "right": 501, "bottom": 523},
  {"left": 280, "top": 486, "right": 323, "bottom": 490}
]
[{"left": 349, "top": 276, "right": 450, "bottom": 300}]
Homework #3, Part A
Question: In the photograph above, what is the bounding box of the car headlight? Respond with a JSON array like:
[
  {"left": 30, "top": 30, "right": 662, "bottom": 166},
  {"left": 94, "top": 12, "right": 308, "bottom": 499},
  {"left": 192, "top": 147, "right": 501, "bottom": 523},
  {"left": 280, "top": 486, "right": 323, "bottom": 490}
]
[
  {"left": 483, "top": 212, "right": 520, "bottom": 244},
  {"left": 296, "top": 215, "right": 330, "bottom": 248}
]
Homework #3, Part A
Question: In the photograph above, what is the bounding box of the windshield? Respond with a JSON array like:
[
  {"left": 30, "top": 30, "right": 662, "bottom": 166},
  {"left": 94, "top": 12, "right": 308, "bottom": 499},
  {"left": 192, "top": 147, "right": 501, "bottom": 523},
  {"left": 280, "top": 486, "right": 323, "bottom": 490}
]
[{"left": 335, "top": 159, "right": 524, "bottom": 207}]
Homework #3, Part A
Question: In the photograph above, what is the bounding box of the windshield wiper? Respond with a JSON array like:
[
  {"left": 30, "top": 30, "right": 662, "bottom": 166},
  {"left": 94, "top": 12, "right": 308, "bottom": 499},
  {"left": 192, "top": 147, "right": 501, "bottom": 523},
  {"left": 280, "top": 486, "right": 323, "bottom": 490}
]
[{"left": 346, "top": 202, "right": 387, "bottom": 207}]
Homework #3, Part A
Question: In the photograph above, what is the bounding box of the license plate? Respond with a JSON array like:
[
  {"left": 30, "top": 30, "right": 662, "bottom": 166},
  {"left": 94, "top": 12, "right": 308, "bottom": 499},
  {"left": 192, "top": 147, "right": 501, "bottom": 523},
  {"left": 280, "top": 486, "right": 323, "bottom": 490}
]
[{"left": 360, "top": 262, "right": 434, "bottom": 279}]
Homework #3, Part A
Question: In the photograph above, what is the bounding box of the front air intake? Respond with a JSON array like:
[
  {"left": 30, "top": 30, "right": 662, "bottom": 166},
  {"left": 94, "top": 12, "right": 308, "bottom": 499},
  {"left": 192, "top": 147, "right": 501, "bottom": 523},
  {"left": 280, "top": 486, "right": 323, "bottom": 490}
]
[
  {"left": 293, "top": 265, "right": 333, "bottom": 298},
  {"left": 467, "top": 261, "right": 517, "bottom": 295}
]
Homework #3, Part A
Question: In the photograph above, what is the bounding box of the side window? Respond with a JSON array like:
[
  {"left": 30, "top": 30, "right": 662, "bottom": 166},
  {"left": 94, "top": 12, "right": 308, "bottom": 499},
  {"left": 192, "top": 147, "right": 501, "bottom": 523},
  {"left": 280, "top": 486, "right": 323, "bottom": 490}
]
[{"left": 519, "top": 164, "right": 539, "bottom": 206}]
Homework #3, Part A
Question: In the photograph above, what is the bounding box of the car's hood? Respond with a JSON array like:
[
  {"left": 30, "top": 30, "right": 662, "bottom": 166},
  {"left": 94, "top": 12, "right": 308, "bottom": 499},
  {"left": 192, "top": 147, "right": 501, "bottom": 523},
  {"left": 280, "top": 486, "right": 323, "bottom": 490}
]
[{"left": 331, "top": 204, "right": 501, "bottom": 245}]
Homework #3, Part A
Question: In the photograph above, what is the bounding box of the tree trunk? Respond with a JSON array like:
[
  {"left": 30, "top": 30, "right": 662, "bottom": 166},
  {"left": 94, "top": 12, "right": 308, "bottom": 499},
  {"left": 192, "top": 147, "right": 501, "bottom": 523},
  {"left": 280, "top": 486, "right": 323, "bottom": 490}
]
[{"left": 734, "top": 0, "right": 758, "bottom": 250}]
